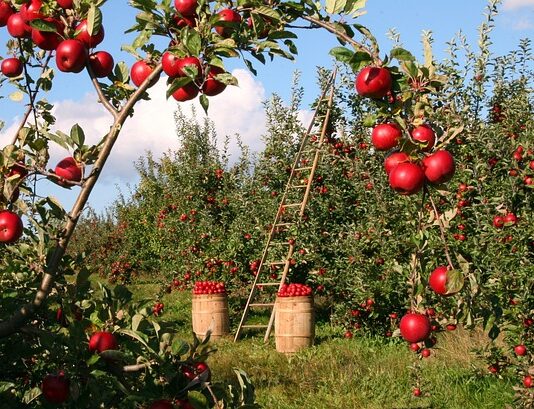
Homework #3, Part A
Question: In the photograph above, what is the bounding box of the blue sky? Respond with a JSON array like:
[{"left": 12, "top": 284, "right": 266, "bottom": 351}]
[{"left": 1, "top": 0, "right": 533, "bottom": 213}]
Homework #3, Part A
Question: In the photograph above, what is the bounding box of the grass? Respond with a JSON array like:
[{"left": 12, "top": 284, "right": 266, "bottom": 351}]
[{"left": 126, "top": 281, "right": 515, "bottom": 408}]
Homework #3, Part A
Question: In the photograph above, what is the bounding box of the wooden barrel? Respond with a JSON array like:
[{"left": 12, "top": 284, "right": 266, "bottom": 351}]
[
  {"left": 191, "top": 293, "right": 230, "bottom": 340},
  {"left": 275, "top": 295, "right": 315, "bottom": 353}
]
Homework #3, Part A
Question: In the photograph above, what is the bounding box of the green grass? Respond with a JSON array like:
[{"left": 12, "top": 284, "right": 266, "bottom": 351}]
[{"left": 128, "top": 282, "right": 515, "bottom": 409}]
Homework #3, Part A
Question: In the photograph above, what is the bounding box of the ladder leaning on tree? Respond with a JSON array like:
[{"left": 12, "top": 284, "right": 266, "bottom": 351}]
[{"left": 234, "top": 69, "right": 338, "bottom": 343}]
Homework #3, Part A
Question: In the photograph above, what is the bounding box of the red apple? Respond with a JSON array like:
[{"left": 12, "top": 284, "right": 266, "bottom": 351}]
[
  {"left": 31, "top": 17, "right": 64, "bottom": 50},
  {"left": 20, "top": 0, "right": 43, "bottom": 23},
  {"left": 57, "top": 0, "right": 74, "bottom": 8},
  {"left": 130, "top": 60, "right": 159, "bottom": 88},
  {"left": 0, "top": 210, "right": 24, "bottom": 244},
  {"left": 41, "top": 373, "right": 69, "bottom": 404},
  {"left": 388, "top": 162, "right": 425, "bottom": 195},
  {"left": 493, "top": 215, "right": 504, "bottom": 228},
  {"left": 411, "top": 125, "right": 435, "bottom": 152},
  {"left": 215, "top": 8, "right": 242, "bottom": 37},
  {"left": 384, "top": 151, "right": 410, "bottom": 175},
  {"left": 172, "top": 82, "right": 199, "bottom": 102},
  {"left": 514, "top": 345, "right": 527, "bottom": 357},
  {"left": 54, "top": 156, "right": 82, "bottom": 182},
  {"left": 173, "top": 14, "right": 196, "bottom": 28},
  {"left": 7, "top": 13, "right": 31, "bottom": 38},
  {"left": 1, "top": 57, "right": 23, "bottom": 78},
  {"left": 149, "top": 399, "right": 174, "bottom": 409},
  {"left": 428, "top": 265, "right": 460, "bottom": 296},
  {"left": 399, "top": 313, "right": 431, "bottom": 343},
  {"left": 162, "top": 53, "right": 201, "bottom": 79},
  {"left": 0, "top": 1, "right": 14, "bottom": 27},
  {"left": 504, "top": 212, "right": 518, "bottom": 226},
  {"left": 89, "top": 51, "right": 114, "bottom": 78},
  {"left": 201, "top": 65, "right": 227, "bottom": 96},
  {"left": 55, "top": 39, "right": 87, "bottom": 73},
  {"left": 422, "top": 150, "right": 455, "bottom": 184},
  {"left": 174, "top": 0, "right": 197, "bottom": 16},
  {"left": 355, "top": 66, "right": 392, "bottom": 99},
  {"left": 88, "top": 331, "right": 118, "bottom": 353},
  {"left": 371, "top": 123, "right": 402, "bottom": 151},
  {"left": 75, "top": 19, "right": 105, "bottom": 48},
  {"left": 524, "top": 375, "right": 533, "bottom": 388},
  {"left": 176, "top": 400, "right": 195, "bottom": 409}
]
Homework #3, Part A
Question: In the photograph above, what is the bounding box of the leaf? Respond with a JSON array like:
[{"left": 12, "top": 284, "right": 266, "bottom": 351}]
[
  {"left": 171, "top": 338, "right": 189, "bottom": 356},
  {"left": 252, "top": 6, "right": 281, "bottom": 20},
  {"left": 46, "top": 196, "right": 66, "bottom": 219},
  {"left": 329, "top": 46, "right": 354, "bottom": 63},
  {"left": 114, "top": 61, "right": 130, "bottom": 83},
  {"left": 70, "top": 123, "right": 85, "bottom": 148},
  {"left": 199, "top": 94, "right": 209, "bottom": 114},
  {"left": 188, "top": 390, "right": 209, "bottom": 409},
  {"left": 119, "top": 329, "right": 156, "bottom": 354},
  {"left": 353, "top": 24, "right": 379, "bottom": 55},
  {"left": 349, "top": 51, "right": 372, "bottom": 72},
  {"left": 390, "top": 47, "right": 415, "bottom": 62},
  {"left": 9, "top": 91, "right": 24, "bottom": 102},
  {"left": 0, "top": 382, "right": 15, "bottom": 393},
  {"left": 326, "top": 0, "right": 347, "bottom": 14},
  {"left": 166, "top": 77, "right": 192, "bottom": 99},
  {"left": 132, "top": 314, "right": 144, "bottom": 332},
  {"left": 22, "top": 387, "right": 41, "bottom": 404},
  {"left": 87, "top": 5, "right": 103, "bottom": 37},
  {"left": 445, "top": 269, "right": 465, "bottom": 294},
  {"left": 344, "top": 0, "right": 367, "bottom": 17},
  {"left": 30, "top": 19, "right": 59, "bottom": 32}
]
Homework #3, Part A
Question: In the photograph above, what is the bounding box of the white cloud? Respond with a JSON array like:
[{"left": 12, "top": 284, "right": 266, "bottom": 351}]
[
  {"left": 511, "top": 16, "right": 534, "bottom": 29},
  {"left": 503, "top": 0, "right": 534, "bottom": 10}
]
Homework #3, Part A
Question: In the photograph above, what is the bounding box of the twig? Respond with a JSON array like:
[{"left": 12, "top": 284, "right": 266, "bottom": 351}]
[
  {"left": 427, "top": 188, "right": 456, "bottom": 270},
  {"left": 86, "top": 63, "right": 119, "bottom": 120}
]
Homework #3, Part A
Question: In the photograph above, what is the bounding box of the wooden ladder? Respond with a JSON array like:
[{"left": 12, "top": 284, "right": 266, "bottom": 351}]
[{"left": 234, "top": 69, "right": 338, "bottom": 343}]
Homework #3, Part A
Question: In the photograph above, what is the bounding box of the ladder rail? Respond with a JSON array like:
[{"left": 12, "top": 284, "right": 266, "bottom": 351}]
[{"left": 234, "top": 68, "right": 338, "bottom": 342}]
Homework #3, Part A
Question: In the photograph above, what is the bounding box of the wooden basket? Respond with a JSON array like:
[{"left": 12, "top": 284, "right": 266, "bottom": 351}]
[
  {"left": 191, "top": 293, "right": 230, "bottom": 340},
  {"left": 275, "top": 295, "right": 315, "bottom": 354}
]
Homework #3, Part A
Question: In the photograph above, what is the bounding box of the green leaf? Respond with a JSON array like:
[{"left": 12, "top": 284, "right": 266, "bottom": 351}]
[
  {"left": 188, "top": 390, "right": 209, "bottom": 409},
  {"left": 199, "top": 94, "right": 209, "bottom": 114},
  {"left": 70, "top": 123, "right": 85, "bottom": 148},
  {"left": 353, "top": 24, "right": 378, "bottom": 55},
  {"left": 445, "top": 269, "right": 464, "bottom": 294},
  {"left": 166, "top": 77, "right": 192, "bottom": 99},
  {"left": 30, "top": 19, "right": 59, "bottom": 32},
  {"left": 0, "top": 382, "right": 15, "bottom": 394},
  {"left": 171, "top": 338, "right": 189, "bottom": 356},
  {"left": 344, "top": 0, "right": 367, "bottom": 17},
  {"left": 329, "top": 46, "right": 354, "bottom": 63},
  {"left": 390, "top": 47, "right": 415, "bottom": 62},
  {"left": 326, "top": 0, "right": 347, "bottom": 14},
  {"left": 87, "top": 5, "right": 103, "bottom": 37},
  {"left": 114, "top": 61, "right": 130, "bottom": 83},
  {"left": 252, "top": 6, "right": 281, "bottom": 20},
  {"left": 46, "top": 196, "right": 66, "bottom": 219},
  {"left": 22, "top": 387, "right": 41, "bottom": 404}
]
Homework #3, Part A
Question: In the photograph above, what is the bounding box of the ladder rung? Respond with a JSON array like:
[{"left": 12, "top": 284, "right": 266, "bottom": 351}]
[
  {"left": 242, "top": 324, "right": 269, "bottom": 329},
  {"left": 290, "top": 185, "right": 308, "bottom": 189},
  {"left": 295, "top": 166, "right": 313, "bottom": 171},
  {"left": 274, "top": 222, "right": 292, "bottom": 227},
  {"left": 257, "top": 282, "right": 280, "bottom": 286},
  {"left": 270, "top": 241, "right": 290, "bottom": 246},
  {"left": 250, "top": 303, "right": 275, "bottom": 307},
  {"left": 270, "top": 261, "right": 287, "bottom": 265},
  {"left": 283, "top": 203, "right": 302, "bottom": 207}
]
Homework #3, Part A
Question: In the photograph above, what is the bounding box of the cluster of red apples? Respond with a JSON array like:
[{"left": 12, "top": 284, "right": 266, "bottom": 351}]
[
  {"left": 277, "top": 283, "right": 312, "bottom": 297},
  {"left": 356, "top": 66, "right": 456, "bottom": 195},
  {"left": 192, "top": 280, "right": 226, "bottom": 295}
]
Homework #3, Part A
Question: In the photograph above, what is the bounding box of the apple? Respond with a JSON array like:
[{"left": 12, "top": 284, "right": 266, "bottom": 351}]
[
  {"left": 422, "top": 150, "right": 455, "bottom": 184},
  {"left": 88, "top": 331, "right": 118, "bottom": 353},
  {"left": 413, "top": 388, "right": 422, "bottom": 397},
  {"left": 41, "top": 373, "right": 69, "bottom": 404},
  {"left": 31, "top": 17, "right": 64, "bottom": 50},
  {"left": 173, "top": 14, "right": 196, "bottom": 28},
  {"left": 7, "top": 13, "right": 32, "bottom": 38},
  {"left": 55, "top": 39, "right": 87, "bottom": 73},
  {"left": 182, "top": 361, "right": 211, "bottom": 382},
  {"left": 399, "top": 313, "right": 431, "bottom": 343},
  {"left": 215, "top": 8, "right": 242, "bottom": 37},
  {"left": 75, "top": 19, "right": 105, "bottom": 48},
  {"left": 89, "top": 51, "right": 114, "bottom": 78},
  {"left": 0, "top": 1, "right": 14, "bottom": 27},
  {"left": 384, "top": 151, "right": 410, "bottom": 175},
  {"left": 174, "top": 0, "right": 197, "bottom": 16},
  {"left": 493, "top": 215, "right": 504, "bottom": 228},
  {"left": 421, "top": 348, "right": 431, "bottom": 358},
  {"left": 130, "top": 60, "right": 159, "bottom": 88},
  {"left": 504, "top": 212, "right": 518, "bottom": 226},
  {"left": 247, "top": 15, "right": 272, "bottom": 39},
  {"left": 344, "top": 330, "right": 353, "bottom": 339},
  {"left": 57, "top": 0, "right": 74, "bottom": 8},
  {"left": 149, "top": 399, "right": 174, "bottom": 409},
  {"left": 162, "top": 53, "right": 201, "bottom": 79},
  {"left": 514, "top": 344, "right": 527, "bottom": 356},
  {"left": 388, "top": 162, "right": 425, "bottom": 195},
  {"left": 355, "top": 66, "right": 392, "bottom": 99},
  {"left": 411, "top": 125, "right": 435, "bottom": 152},
  {"left": 54, "top": 156, "right": 82, "bottom": 183},
  {"left": 371, "top": 123, "right": 402, "bottom": 151},
  {"left": 524, "top": 375, "right": 533, "bottom": 388},
  {"left": 20, "top": 0, "right": 43, "bottom": 23},
  {"left": 428, "top": 265, "right": 460, "bottom": 296},
  {"left": 172, "top": 82, "right": 199, "bottom": 102},
  {"left": 1, "top": 57, "right": 23, "bottom": 78},
  {"left": 0, "top": 210, "right": 24, "bottom": 244},
  {"left": 201, "top": 65, "right": 227, "bottom": 96}
]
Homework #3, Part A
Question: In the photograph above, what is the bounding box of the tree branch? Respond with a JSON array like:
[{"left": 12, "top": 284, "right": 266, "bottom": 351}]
[{"left": 0, "top": 64, "right": 164, "bottom": 338}]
